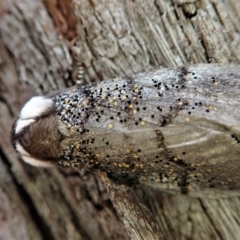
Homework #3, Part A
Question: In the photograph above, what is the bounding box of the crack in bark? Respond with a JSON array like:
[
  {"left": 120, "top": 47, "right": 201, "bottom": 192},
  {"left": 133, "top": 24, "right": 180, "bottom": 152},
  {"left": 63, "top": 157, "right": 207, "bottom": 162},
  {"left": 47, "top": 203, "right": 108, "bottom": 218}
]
[{"left": 0, "top": 148, "right": 55, "bottom": 240}]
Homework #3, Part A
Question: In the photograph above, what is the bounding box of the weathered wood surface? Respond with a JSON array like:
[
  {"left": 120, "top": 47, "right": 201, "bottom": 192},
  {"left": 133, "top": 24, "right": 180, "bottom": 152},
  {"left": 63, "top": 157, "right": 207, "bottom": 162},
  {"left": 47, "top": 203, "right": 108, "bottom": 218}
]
[
  {"left": 1, "top": 0, "right": 240, "bottom": 239},
  {"left": 101, "top": 173, "right": 164, "bottom": 240},
  {"left": 74, "top": 0, "right": 240, "bottom": 82}
]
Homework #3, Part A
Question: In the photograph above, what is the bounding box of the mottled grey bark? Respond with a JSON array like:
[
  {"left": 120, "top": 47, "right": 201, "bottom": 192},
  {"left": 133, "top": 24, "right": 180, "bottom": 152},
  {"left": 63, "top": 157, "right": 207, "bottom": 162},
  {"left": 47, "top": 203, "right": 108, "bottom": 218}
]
[
  {"left": 73, "top": 0, "right": 240, "bottom": 82},
  {"left": 101, "top": 173, "right": 163, "bottom": 240},
  {"left": 1, "top": 0, "right": 240, "bottom": 240}
]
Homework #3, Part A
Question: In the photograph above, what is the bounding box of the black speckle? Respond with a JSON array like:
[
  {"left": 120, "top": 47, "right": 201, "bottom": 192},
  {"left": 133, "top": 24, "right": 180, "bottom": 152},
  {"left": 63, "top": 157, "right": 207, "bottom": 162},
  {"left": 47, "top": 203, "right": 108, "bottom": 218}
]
[
  {"left": 161, "top": 118, "right": 167, "bottom": 126},
  {"left": 230, "top": 134, "right": 240, "bottom": 143}
]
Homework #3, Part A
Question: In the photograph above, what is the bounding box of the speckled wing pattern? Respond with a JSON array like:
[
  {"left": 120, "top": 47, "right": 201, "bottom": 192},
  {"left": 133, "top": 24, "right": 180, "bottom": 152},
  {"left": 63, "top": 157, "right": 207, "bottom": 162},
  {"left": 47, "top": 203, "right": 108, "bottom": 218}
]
[{"left": 53, "top": 64, "right": 240, "bottom": 197}]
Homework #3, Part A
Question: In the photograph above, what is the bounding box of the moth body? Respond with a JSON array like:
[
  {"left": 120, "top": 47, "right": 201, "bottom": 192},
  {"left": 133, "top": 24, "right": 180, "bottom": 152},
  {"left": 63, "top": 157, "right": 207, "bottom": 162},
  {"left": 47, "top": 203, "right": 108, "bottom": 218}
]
[{"left": 12, "top": 64, "right": 240, "bottom": 197}]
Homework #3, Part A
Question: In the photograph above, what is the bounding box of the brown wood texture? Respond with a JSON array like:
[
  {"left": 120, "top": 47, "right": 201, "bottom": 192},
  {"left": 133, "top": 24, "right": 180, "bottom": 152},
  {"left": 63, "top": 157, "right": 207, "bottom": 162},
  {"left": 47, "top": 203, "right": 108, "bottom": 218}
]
[{"left": 1, "top": 0, "right": 240, "bottom": 239}]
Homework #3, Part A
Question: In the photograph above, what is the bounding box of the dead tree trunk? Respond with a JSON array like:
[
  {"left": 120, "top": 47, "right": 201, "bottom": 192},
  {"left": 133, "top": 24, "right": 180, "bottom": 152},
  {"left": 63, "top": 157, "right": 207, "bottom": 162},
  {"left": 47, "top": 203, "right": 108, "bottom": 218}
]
[{"left": 0, "top": 0, "right": 240, "bottom": 239}]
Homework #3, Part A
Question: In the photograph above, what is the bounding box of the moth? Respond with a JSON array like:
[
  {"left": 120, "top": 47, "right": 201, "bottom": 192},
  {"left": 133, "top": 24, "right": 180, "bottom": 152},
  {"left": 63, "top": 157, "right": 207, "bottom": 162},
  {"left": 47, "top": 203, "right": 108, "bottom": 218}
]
[{"left": 12, "top": 64, "right": 240, "bottom": 197}]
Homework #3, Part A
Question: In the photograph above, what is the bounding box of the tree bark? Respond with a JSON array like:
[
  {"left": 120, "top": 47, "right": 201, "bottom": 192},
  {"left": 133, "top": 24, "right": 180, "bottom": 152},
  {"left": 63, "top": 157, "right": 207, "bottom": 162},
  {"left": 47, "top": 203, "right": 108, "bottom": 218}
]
[{"left": 0, "top": 0, "right": 240, "bottom": 240}]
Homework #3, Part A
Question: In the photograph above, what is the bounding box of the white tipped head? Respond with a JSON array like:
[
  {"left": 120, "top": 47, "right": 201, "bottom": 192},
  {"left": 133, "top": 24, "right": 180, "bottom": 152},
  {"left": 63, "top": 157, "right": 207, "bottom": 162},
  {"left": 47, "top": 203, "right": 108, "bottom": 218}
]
[
  {"left": 15, "top": 119, "right": 35, "bottom": 134},
  {"left": 12, "top": 96, "right": 59, "bottom": 167},
  {"left": 15, "top": 142, "right": 54, "bottom": 167},
  {"left": 20, "top": 96, "right": 54, "bottom": 119},
  {"left": 15, "top": 96, "right": 55, "bottom": 134}
]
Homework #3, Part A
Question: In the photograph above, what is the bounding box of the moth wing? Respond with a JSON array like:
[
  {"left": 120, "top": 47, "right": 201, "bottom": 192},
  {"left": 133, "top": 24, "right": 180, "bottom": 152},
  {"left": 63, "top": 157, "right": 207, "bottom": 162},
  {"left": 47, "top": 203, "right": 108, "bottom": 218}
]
[
  {"left": 87, "top": 124, "right": 163, "bottom": 161},
  {"left": 158, "top": 122, "right": 240, "bottom": 195},
  {"left": 161, "top": 121, "right": 240, "bottom": 164}
]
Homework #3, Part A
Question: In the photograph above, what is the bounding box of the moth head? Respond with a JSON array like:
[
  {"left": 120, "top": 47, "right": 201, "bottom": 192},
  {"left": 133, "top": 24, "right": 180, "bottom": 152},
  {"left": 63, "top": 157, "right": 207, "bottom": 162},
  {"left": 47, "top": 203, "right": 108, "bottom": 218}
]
[{"left": 12, "top": 96, "right": 67, "bottom": 167}]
